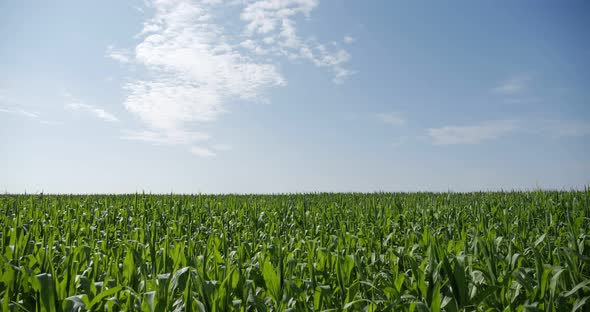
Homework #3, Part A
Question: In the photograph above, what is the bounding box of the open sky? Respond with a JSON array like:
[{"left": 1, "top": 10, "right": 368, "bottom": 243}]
[{"left": 1, "top": 0, "right": 589, "bottom": 193}]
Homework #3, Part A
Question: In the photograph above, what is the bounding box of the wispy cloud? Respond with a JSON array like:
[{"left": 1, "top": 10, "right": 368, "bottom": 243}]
[
  {"left": 428, "top": 118, "right": 590, "bottom": 145},
  {"left": 240, "top": 0, "right": 353, "bottom": 83},
  {"left": 40, "top": 120, "right": 62, "bottom": 126},
  {"left": 1, "top": 90, "right": 62, "bottom": 124},
  {"left": 120, "top": 129, "right": 209, "bottom": 145},
  {"left": 503, "top": 97, "right": 539, "bottom": 104},
  {"left": 428, "top": 120, "right": 518, "bottom": 145},
  {"left": 0, "top": 106, "right": 61, "bottom": 125},
  {"left": 0, "top": 107, "right": 40, "bottom": 119},
  {"left": 109, "top": 0, "right": 351, "bottom": 155},
  {"left": 376, "top": 112, "right": 406, "bottom": 126},
  {"left": 212, "top": 143, "right": 233, "bottom": 152},
  {"left": 491, "top": 75, "right": 531, "bottom": 95},
  {"left": 106, "top": 45, "right": 132, "bottom": 63},
  {"left": 343, "top": 36, "right": 355, "bottom": 44},
  {"left": 66, "top": 102, "right": 119, "bottom": 122},
  {"left": 539, "top": 119, "right": 590, "bottom": 138},
  {"left": 191, "top": 146, "right": 216, "bottom": 157}
]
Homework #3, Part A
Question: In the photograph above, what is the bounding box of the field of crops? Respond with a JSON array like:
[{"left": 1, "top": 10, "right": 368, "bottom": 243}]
[{"left": 0, "top": 192, "right": 589, "bottom": 311}]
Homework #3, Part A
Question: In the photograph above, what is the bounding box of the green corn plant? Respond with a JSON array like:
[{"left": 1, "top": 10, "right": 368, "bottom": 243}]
[{"left": 0, "top": 191, "right": 588, "bottom": 311}]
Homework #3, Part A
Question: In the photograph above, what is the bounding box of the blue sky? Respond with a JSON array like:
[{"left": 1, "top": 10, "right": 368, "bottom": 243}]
[{"left": 1, "top": 0, "right": 589, "bottom": 193}]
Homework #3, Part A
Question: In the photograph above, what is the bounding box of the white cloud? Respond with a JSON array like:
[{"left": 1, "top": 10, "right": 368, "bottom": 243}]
[
  {"left": 123, "top": 81, "right": 227, "bottom": 130},
  {"left": 240, "top": 39, "right": 257, "bottom": 50},
  {"left": 111, "top": 0, "right": 285, "bottom": 151},
  {"left": 0, "top": 107, "right": 40, "bottom": 119},
  {"left": 40, "top": 120, "right": 62, "bottom": 126},
  {"left": 428, "top": 119, "right": 590, "bottom": 145},
  {"left": 0, "top": 106, "right": 61, "bottom": 125},
  {"left": 343, "top": 36, "right": 354, "bottom": 44},
  {"left": 241, "top": 0, "right": 318, "bottom": 35},
  {"left": 106, "top": 45, "right": 132, "bottom": 63},
  {"left": 109, "top": 0, "right": 352, "bottom": 155},
  {"left": 376, "top": 112, "right": 406, "bottom": 126},
  {"left": 239, "top": 39, "right": 269, "bottom": 55},
  {"left": 504, "top": 97, "right": 539, "bottom": 104},
  {"left": 191, "top": 146, "right": 216, "bottom": 157},
  {"left": 540, "top": 120, "right": 590, "bottom": 138},
  {"left": 491, "top": 75, "right": 531, "bottom": 95},
  {"left": 240, "top": 0, "right": 353, "bottom": 82},
  {"left": 65, "top": 96, "right": 119, "bottom": 123},
  {"left": 212, "top": 143, "right": 232, "bottom": 151},
  {"left": 66, "top": 103, "right": 119, "bottom": 122},
  {"left": 120, "top": 129, "right": 209, "bottom": 145},
  {"left": 428, "top": 120, "right": 518, "bottom": 145}
]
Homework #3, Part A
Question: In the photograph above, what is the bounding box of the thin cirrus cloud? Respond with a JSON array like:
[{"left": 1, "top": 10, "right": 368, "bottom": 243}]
[
  {"left": 428, "top": 120, "right": 519, "bottom": 145},
  {"left": 191, "top": 146, "right": 216, "bottom": 157},
  {"left": 212, "top": 143, "right": 232, "bottom": 152},
  {"left": 427, "top": 118, "right": 590, "bottom": 145},
  {"left": 64, "top": 92, "right": 119, "bottom": 123},
  {"left": 107, "top": 0, "right": 353, "bottom": 157},
  {"left": 537, "top": 119, "right": 590, "bottom": 138},
  {"left": 491, "top": 75, "right": 531, "bottom": 95},
  {"left": 190, "top": 143, "right": 231, "bottom": 158},
  {"left": 120, "top": 129, "right": 210, "bottom": 145},
  {"left": 0, "top": 107, "right": 40, "bottom": 119},
  {"left": 0, "top": 90, "right": 40, "bottom": 118},
  {"left": 0, "top": 106, "right": 61, "bottom": 125},
  {"left": 376, "top": 112, "right": 406, "bottom": 126},
  {"left": 65, "top": 102, "right": 119, "bottom": 123}
]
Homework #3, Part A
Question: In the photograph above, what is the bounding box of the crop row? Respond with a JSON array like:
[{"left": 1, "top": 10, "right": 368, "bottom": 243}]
[{"left": 0, "top": 192, "right": 589, "bottom": 311}]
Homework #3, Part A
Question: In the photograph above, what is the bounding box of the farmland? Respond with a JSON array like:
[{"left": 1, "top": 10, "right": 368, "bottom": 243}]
[{"left": 0, "top": 192, "right": 589, "bottom": 311}]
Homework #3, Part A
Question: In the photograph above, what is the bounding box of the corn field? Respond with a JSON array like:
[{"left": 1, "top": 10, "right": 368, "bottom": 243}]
[{"left": 0, "top": 192, "right": 589, "bottom": 311}]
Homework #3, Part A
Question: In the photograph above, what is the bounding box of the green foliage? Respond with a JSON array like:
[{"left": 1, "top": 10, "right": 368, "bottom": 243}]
[{"left": 0, "top": 191, "right": 589, "bottom": 311}]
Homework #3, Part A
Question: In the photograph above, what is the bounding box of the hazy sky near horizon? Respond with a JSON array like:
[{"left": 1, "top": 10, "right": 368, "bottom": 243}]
[{"left": 1, "top": 0, "right": 589, "bottom": 193}]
